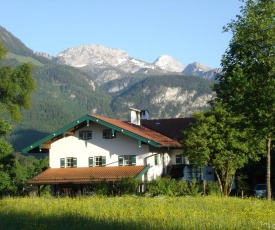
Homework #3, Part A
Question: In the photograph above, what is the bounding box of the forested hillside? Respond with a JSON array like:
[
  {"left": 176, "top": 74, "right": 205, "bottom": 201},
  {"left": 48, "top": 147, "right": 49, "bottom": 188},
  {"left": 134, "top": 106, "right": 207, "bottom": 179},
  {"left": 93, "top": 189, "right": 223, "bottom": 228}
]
[
  {"left": 111, "top": 75, "right": 213, "bottom": 119},
  {"left": 0, "top": 26, "right": 213, "bottom": 151},
  {"left": 9, "top": 63, "right": 113, "bottom": 150}
]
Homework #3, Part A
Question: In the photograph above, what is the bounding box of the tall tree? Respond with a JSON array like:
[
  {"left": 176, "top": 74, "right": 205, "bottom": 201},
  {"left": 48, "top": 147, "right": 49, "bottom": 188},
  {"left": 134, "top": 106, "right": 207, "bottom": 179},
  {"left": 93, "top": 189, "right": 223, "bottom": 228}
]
[
  {"left": 213, "top": 0, "right": 275, "bottom": 200},
  {"left": 0, "top": 42, "right": 36, "bottom": 194},
  {"left": 182, "top": 102, "right": 264, "bottom": 196}
]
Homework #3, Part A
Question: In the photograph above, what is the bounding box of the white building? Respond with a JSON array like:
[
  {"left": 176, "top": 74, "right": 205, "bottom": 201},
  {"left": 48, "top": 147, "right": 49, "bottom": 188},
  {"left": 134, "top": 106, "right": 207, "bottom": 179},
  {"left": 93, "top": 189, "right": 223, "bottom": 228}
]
[{"left": 23, "top": 109, "right": 214, "bottom": 195}]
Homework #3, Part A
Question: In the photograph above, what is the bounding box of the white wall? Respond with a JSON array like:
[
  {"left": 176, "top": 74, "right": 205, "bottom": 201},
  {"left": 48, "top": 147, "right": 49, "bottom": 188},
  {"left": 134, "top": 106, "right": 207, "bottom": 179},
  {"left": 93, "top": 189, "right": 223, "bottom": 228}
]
[
  {"left": 49, "top": 123, "right": 169, "bottom": 180},
  {"left": 169, "top": 149, "right": 184, "bottom": 165}
]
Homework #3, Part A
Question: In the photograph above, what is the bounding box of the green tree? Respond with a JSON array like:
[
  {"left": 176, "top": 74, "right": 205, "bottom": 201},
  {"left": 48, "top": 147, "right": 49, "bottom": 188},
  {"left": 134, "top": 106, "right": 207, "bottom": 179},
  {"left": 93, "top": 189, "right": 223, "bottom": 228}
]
[
  {"left": 0, "top": 41, "right": 36, "bottom": 194},
  {"left": 213, "top": 0, "right": 275, "bottom": 200},
  {"left": 182, "top": 102, "right": 264, "bottom": 196}
]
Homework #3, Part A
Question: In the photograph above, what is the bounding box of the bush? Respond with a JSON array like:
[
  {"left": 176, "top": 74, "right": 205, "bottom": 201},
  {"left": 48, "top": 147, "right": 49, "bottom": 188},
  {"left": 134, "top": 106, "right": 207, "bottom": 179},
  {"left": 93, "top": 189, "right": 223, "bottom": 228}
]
[
  {"left": 147, "top": 178, "right": 200, "bottom": 197},
  {"left": 188, "top": 179, "right": 201, "bottom": 197},
  {"left": 115, "top": 177, "right": 141, "bottom": 195},
  {"left": 94, "top": 179, "right": 110, "bottom": 196},
  {"left": 206, "top": 181, "right": 220, "bottom": 196},
  {"left": 176, "top": 180, "right": 189, "bottom": 196}
]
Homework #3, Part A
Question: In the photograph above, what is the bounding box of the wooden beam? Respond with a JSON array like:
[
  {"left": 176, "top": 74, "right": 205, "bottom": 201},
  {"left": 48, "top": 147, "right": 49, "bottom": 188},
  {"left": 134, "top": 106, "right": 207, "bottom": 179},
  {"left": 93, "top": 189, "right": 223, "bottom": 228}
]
[
  {"left": 66, "top": 131, "right": 74, "bottom": 136},
  {"left": 42, "top": 143, "right": 51, "bottom": 149}
]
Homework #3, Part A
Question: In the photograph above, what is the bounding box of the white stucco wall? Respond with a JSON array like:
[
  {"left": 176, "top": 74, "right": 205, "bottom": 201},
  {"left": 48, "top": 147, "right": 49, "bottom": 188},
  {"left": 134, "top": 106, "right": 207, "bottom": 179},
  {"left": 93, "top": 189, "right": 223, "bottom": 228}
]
[
  {"left": 49, "top": 123, "right": 169, "bottom": 180},
  {"left": 169, "top": 149, "right": 184, "bottom": 165}
]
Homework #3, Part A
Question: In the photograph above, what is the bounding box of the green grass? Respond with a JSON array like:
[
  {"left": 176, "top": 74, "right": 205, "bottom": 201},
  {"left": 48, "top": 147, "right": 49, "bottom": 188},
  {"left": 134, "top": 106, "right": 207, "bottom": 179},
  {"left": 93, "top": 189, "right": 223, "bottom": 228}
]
[
  {"left": 0, "top": 196, "right": 274, "bottom": 230},
  {"left": 6, "top": 52, "right": 44, "bottom": 66}
]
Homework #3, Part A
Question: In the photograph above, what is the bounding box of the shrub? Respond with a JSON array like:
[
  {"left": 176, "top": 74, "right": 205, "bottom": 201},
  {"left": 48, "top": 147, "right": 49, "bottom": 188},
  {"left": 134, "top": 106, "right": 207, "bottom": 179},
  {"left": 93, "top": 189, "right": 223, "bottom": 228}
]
[
  {"left": 176, "top": 179, "right": 189, "bottom": 196},
  {"left": 206, "top": 181, "right": 220, "bottom": 196},
  {"left": 115, "top": 177, "right": 141, "bottom": 195},
  {"left": 147, "top": 178, "right": 196, "bottom": 197},
  {"left": 188, "top": 179, "right": 201, "bottom": 197},
  {"left": 94, "top": 179, "right": 110, "bottom": 196}
]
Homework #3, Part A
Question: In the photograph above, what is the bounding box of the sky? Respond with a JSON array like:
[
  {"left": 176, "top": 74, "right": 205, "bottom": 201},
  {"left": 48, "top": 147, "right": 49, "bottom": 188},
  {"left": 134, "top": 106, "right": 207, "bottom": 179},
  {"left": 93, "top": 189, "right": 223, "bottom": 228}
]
[{"left": 1, "top": 1, "right": 244, "bottom": 68}]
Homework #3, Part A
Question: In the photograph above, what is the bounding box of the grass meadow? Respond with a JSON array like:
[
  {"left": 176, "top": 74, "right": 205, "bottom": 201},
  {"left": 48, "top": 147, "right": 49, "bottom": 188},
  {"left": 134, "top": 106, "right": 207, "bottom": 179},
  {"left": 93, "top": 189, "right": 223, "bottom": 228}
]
[{"left": 0, "top": 196, "right": 274, "bottom": 230}]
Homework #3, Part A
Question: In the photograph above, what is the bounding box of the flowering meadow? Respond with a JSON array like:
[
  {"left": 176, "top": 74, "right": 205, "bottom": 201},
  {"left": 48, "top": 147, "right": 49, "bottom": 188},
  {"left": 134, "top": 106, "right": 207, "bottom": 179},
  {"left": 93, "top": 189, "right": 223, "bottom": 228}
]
[{"left": 0, "top": 196, "right": 274, "bottom": 230}]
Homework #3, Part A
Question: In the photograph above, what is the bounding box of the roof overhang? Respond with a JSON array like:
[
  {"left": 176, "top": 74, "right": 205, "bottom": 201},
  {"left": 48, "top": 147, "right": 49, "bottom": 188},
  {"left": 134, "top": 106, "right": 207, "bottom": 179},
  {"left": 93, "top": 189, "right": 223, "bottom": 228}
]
[
  {"left": 28, "top": 165, "right": 151, "bottom": 185},
  {"left": 22, "top": 114, "right": 168, "bottom": 154}
]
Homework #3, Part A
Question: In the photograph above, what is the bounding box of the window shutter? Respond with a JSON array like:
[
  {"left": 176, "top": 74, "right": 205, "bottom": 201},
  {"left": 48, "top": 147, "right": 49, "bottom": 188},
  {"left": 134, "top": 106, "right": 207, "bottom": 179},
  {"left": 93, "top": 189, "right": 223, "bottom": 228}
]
[
  {"left": 79, "top": 131, "right": 83, "bottom": 139},
  {"left": 102, "top": 156, "right": 106, "bottom": 166},
  {"left": 131, "top": 155, "right": 136, "bottom": 165},
  {"left": 89, "top": 157, "right": 93, "bottom": 167},
  {"left": 154, "top": 155, "right": 158, "bottom": 165},
  {"left": 118, "top": 156, "right": 124, "bottom": 166},
  {"left": 103, "top": 130, "right": 106, "bottom": 139},
  {"left": 60, "top": 158, "right": 65, "bottom": 168},
  {"left": 176, "top": 155, "right": 181, "bottom": 165},
  {"left": 73, "top": 158, "right": 77, "bottom": 167},
  {"left": 88, "top": 131, "right": 92, "bottom": 140}
]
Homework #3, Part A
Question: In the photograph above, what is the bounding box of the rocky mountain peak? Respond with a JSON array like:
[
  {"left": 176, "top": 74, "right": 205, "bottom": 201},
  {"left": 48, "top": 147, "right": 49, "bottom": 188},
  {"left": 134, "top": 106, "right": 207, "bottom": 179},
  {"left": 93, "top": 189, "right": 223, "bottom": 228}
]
[
  {"left": 54, "top": 44, "right": 158, "bottom": 73},
  {"left": 53, "top": 44, "right": 218, "bottom": 84},
  {"left": 153, "top": 55, "right": 185, "bottom": 73},
  {"left": 55, "top": 44, "right": 129, "bottom": 68},
  {"left": 183, "top": 62, "right": 212, "bottom": 76}
]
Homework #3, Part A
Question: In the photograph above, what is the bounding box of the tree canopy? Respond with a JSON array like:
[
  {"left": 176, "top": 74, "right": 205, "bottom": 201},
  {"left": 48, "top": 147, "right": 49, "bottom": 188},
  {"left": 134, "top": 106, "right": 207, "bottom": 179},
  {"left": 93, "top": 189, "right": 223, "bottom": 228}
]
[
  {"left": 182, "top": 102, "right": 264, "bottom": 196},
  {"left": 213, "top": 0, "right": 275, "bottom": 200},
  {"left": 0, "top": 41, "right": 36, "bottom": 194},
  {"left": 0, "top": 55, "right": 36, "bottom": 121}
]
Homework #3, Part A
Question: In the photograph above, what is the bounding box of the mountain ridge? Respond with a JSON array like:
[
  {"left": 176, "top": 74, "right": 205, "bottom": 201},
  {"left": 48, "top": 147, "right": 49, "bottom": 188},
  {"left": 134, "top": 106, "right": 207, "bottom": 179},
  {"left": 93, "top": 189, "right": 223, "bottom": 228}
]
[{"left": 53, "top": 44, "right": 221, "bottom": 82}]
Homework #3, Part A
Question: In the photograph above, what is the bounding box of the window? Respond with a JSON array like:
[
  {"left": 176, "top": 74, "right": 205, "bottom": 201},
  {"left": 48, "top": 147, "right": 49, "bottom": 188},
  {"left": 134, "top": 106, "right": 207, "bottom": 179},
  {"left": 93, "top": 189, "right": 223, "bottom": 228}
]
[
  {"left": 67, "top": 157, "right": 77, "bottom": 168},
  {"left": 118, "top": 155, "right": 136, "bottom": 166},
  {"left": 95, "top": 156, "right": 102, "bottom": 166},
  {"left": 60, "top": 157, "right": 77, "bottom": 168},
  {"left": 124, "top": 155, "right": 132, "bottom": 165},
  {"left": 103, "top": 129, "right": 116, "bottom": 139},
  {"left": 60, "top": 158, "right": 65, "bottom": 168},
  {"left": 79, "top": 130, "right": 92, "bottom": 140},
  {"left": 89, "top": 156, "right": 106, "bottom": 167},
  {"left": 176, "top": 155, "right": 183, "bottom": 165},
  {"left": 89, "top": 157, "right": 93, "bottom": 167}
]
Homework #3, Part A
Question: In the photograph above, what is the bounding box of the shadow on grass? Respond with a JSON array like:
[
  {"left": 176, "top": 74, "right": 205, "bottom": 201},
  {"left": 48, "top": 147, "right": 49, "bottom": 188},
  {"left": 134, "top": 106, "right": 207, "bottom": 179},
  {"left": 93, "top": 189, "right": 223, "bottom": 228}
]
[{"left": 0, "top": 211, "right": 153, "bottom": 230}]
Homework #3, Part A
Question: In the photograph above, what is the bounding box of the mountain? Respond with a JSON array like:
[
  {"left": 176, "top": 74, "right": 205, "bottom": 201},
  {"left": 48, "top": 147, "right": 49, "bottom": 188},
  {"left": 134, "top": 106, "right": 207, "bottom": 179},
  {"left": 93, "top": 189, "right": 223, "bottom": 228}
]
[
  {"left": 111, "top": 75, "right": 213, "bottom": 119},
  {"left": 0, "top": 26, "right": 214, "bottom": 151},
  {"left": 53, "top": 44, "right": 175, "bottom": 87},
  {"left": 153, "top": 55, "right": 185, "bottom": 72},
  {"left": 182, "top": 62, "right": 221, "bottom": 80},
  {"left": 53, "top": 44, "right": 218, "bottom": 83},
  {"left": 53, "top": 44, "right": 218, "bottom": 94}
]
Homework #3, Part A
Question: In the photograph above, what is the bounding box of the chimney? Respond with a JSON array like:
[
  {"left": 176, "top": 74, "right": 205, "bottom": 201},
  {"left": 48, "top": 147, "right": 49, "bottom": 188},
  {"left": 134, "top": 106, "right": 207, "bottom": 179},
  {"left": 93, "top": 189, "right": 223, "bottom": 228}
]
[
  {"left": 130, "top": 109, "right": 150, "bottom": 125},
  {"left": 141, "top": 110, "right": 149, "bottom": 120},
  {"left": 130, "top": 108, "right": 141, "bottom": 125}
]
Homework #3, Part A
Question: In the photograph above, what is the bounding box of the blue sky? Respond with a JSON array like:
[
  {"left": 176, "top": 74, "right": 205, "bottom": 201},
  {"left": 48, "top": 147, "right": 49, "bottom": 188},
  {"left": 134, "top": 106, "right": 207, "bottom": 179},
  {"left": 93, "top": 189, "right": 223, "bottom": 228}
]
[{"left": 1, "top": 1, "right": 244, "bottom": 68}]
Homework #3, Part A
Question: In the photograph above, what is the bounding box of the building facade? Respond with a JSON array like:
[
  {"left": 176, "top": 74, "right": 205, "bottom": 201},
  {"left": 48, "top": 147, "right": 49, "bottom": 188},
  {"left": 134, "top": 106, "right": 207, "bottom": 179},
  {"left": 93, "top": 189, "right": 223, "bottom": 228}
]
[{"left": 23, "top": 109, "right": 214, "bottom": 195}]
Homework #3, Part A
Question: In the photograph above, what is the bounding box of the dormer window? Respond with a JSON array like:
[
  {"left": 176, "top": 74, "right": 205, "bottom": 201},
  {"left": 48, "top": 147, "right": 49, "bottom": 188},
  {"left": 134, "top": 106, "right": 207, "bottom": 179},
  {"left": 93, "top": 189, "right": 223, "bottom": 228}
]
[
  {"left": 103, "top": 129, "right": 116, "bottom": 139},
  {"left": 79, "top": 130, "right": 92, "bottom": 140}
]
